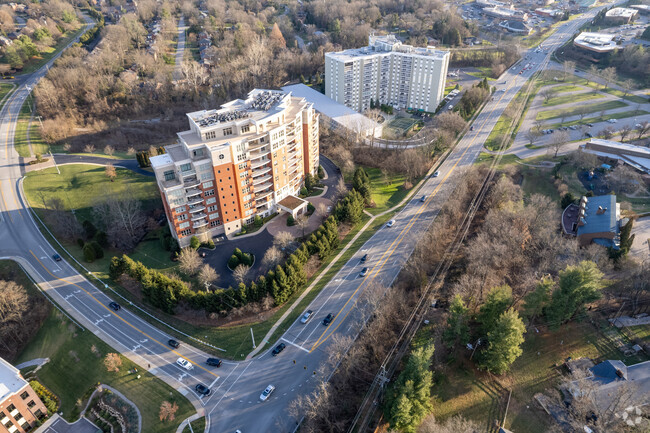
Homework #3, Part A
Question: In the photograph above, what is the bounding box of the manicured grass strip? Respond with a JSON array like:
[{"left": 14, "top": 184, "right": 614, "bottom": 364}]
[
  {"left": 475, "top": 152, "right": 521, "bottom": 168},
  {"left": 466, "top": 66, "right": 497, "bottom": 81},
  {"left": 542, "top": 91, "right": 604, "bottom": 107},
  {"left": 13, "top": 100, "right": 33, "bottom": 157},
  {"left": 535, "top": 100, "right": 628, "bottom": 121},
  {"left": 17, "top": 311, "right": 195, "bottom": 433},
  {"left": 545, "top": 109, "right": 649, "bottom": 129},
  {"left": 182, "top": 417, "right": 205, "bottom": 433},
  {"left": 547, "top": 84, "right": 585, "bottom": 93},
  {"left": 0, "top": 83, "right": 15, "bottom": 108}
]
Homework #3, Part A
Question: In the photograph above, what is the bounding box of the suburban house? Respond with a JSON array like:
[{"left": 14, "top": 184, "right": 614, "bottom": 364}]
[
  {"left": 562, "top": 195, "right": 622, "bottom": 249},
  {"left": 0, "top": 357, "right": 48, "bottom": 433}
]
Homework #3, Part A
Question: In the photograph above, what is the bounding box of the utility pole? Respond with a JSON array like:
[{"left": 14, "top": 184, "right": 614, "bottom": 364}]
[{"left": 250, "top": 328, "right": 256, "bottom": 349}]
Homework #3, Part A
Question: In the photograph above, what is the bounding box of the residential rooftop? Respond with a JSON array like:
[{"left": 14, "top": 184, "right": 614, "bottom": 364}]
[
  {"left": 325, "top": 34, "right": 448, "bottom": 62},
  {"left": 0, "top": 357, "right": 27, "bottom": 402}
]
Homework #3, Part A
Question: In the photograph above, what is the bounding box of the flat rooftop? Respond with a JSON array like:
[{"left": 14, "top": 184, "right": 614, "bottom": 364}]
[
  {"left": 326, "top": 34, "right": 448, "bottom": 62},
  {"left": 0, "top": 357, "right": 27, "bottom": 402},
  {"left": 574, "top": 32, "right": 618, "bottom": 51},
  {"left": 605, "top": 7, "right": 638, "bottom": 17}
]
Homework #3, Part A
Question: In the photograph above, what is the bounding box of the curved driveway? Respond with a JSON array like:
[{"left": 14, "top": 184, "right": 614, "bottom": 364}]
[{"left": 0, "top": 3, "right": 621, "bottom": 432}]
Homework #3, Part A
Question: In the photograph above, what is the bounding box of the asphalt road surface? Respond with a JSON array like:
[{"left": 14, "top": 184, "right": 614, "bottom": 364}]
[{"left": 0, "top": 4, "right": 621, "bottom": 433}]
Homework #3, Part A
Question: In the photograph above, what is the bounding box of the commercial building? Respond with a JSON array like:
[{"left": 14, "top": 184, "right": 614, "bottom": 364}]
[
  {"left": 475, "top": 0, "right": 510, "bottom": 8},
  {"left": 281, "top": 84, "right": 383, "bottom": 139},
  {"left": 1, "top": 357, "right": 48, "bottom": 433},
  {"left": 581, "top": 138, "right": 650, "bottom": 173},
  {"left": 630, "top": 4, "right": 650, "bottom": 14},
  {"left": 562, "top": 195, "right": 622, "bottom": 248},
  {"left": 150, "top": 89, "right": 319, "bottom": 245},
  {"left": 483, "top": 6, "right": 529, "bottom": 21},
  {"left": 499, "top": 20, "right": 532, "bottom": 33},
  {"left": 534, "top": 7, "right": 562, "bottom": 17},
  {"left": 325, "top": 35, "right": 450, "bottom": 113},
  {"left": 605, "top": 7, "right": 639, "bottom": 23},
  {"left": 573, "top": 32, "right": 619, "bottom": 53}
]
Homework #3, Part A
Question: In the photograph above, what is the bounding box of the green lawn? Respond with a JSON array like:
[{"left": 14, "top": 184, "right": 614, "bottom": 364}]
[
  {"left": 536, "top": 100, "right": 628, "bottom": 121},
  {"left": 356, "top": 166, "right": 417, "bottom": 215},
  {"left": 466, "top": 66, "right": 497, "bottom": 81},
  {"left": 475, "top": 152, "right": 521, "bottom": 168},
  {"left": 0, "top": 82, "right": 15, "bottom": 108},
  {"left": 17, "top": 311, "right": 195, "bottom": 433},
  {"left": 432, "top": 320, "right": 649, "bottom": 432},
  {"left": 547, "top": 84, "right": 585, "bottom": 93},
  {"left": 182, "top": 417, "right": 205, "bottom": 433},
  {"left": 542, "top": 91, "right": 604, "bottom": 107},
  {"left": 545, "top": 109, "right": 649, "bottom": 129},
  {"left": 13, "top": 96, "right": 49, "bottom": 157}
]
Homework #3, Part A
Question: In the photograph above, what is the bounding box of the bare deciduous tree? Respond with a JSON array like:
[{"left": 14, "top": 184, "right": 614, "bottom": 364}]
[
  {"left": 159, "top": 401, "right": 179, "bottom": 422},
  {"left": 233, "top": 264, "right": 251, "bottom": 284},
  {"left": 607, "top": 164, "right": 646, "bottom": 195},
  {"left": 636, "top": 121, "right": 650, "bottom": 139},
  {"left": 622, "top": 78, "right": 635, "bottom": 98},
  {"left": 419, "top": 415, "right": 481, "bottom": 433},
  {"left": 600, "top": 67, "right": 617, "bottom": 90},
  {"left": 541, "top": 88, "right": 556, "bottom": 103},
  {"left": 549, "top": 130, "right": 570, "bottom": 157},
  {"left": 524, "top": 128, "right": 541, "bottom": 147},
  {"left": 316, "top": 202, "right": 328, "bottom": 221},
  {"left": 92, "top": 192, "right": 146, "bottom": 251},
  {"left": 619, "top": 124, "right": 633, "bottom": 142},
  {"left": 44, "top": 197, "right": 83, "bottom": 241},
  {"left": 435, "top": 111, "right": 467, "bottom": 136},
  {"left": 296, "top": 215, "right": 309, "bottom": 238},
  {"left": 197, "top": 264, "right": 218, "bottom": 289},
  {"left": 103, "top": 353, "right": 122, "bottom": 372},
  {"left": 0, "top": 281, "right": 28, "bottom": 354},
  {"left": 273, "top": 231, "right": 295, "bottom": 250},
  {"left": 563, "top": 60, "right": 576, "bottom": 81},
  {"left": 105, "top": 163, "right": 117, "bottom": 182},
  {"left": 262, "top": 246, "right": 283, "bottom": 270},
  {"left": 84, "top": 144, "right": 95, "bottom": 153},
  {"left": 335, "top": 177, "right": 348, "bottom": 200},
  {"left": 103, "top": 145, "right": 115, "bottom": 157},
  {"left": 178, "top": 248, "right": 202, "bottom": 275}
]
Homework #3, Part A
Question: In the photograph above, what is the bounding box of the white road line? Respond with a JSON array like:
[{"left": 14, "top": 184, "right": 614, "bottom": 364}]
[
  {"left": 280, "top": 337, "right": 310, "bottom": 353},
  {"left": 209, "top": 361, "right": 255, "bottom": 414}
]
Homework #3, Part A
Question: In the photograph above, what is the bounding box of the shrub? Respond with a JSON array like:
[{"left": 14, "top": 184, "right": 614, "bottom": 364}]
[
  {"left": 189, "top": 236, "right": 201, "bottom": 250},
  {"left": 228, "top": 255, "right": 240, "bottom": 269},
  {"left": 161, "top": 234, "right": 171, "bottom": 251},
  {"left": 83, "top": 243, "right": 96, "bottom": 262},
  {"left": 300, "top": 186, "right": 309, "bottom": 196},
  {"left": 94, "top": 231, "right": 108, "bottom": 247},
  {"left": 307, "top": 202, "right": 315, "bottom": 214},
  {"left": 253, "top": 215, "right": 263, "bottom": 228},
  {"left": 203, "top": 239, "right": 215, "bottom": 249},
  {"left": 88, "top": 241, "right": 104, "bottom": 259},
  {"left": 83, "top": 220, "right": 98, "bottom": 240},
  {"left": 287, "top": 215, "right": 295, "bottom": 226},
  {"left": 77, "top": 238, "right": 85, "bottom": 248},
  {"left": 242, "top": 253, "right": 254, "bottom": 267},
  {"left": 317, "top": 165, "right": 325, "bottom": 179}
]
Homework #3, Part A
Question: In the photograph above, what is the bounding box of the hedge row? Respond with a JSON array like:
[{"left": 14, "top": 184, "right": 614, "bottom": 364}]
[{"left": 109, "top": 216, "right": 340, "bottom": 314}]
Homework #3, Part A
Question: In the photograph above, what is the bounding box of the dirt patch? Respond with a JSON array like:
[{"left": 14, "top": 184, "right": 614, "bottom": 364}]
[
  {"left": 117, "top": 275, "right": 144, "bottom": 302},
  {"left": 173, "top": 303, "right": 280, "bottom": 328}
]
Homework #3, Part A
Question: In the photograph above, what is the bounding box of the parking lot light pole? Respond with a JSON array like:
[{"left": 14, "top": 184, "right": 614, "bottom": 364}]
[{"left": 251, "top": 327, "right": 256, "bottom": 349}]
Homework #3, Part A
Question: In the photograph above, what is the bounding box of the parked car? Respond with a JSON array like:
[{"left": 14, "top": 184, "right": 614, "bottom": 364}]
[
  {"left": 420, "top": 195, "right": 426, "bottom": 202},
  {"left": 168, "top": 339, "right": 180, "bottom": 348},
  {"left": 433, "top": 171, "right": 440, "bottom": 177},
  {"left": 260, "top": 385, "right": 275, "bottom": 401},
  {"left": 359, "top": 267, "right": 369, "bottom": 277},
  {"left": 52, "top": 253, "right": 62, "bottom": 262},
  {"left": 300, "top": 310, "right": 313, "bottom": 324},
  {"left": 586, "top": 123, "right": 593, "bottom": 127},
  {"left": 108, "top": 302, "right": 121, "bottom": 311},
  {"left": 360, "top": 254, "right": 368, "bottom": 263},
  {"left": 607, "top": 119, "right": 617, "bottom": 124},
  {"left": 323, "top": 313, "right": 334, "bottom": 326},
  {"left": 206, "top": 358, "right": 222, "bottom": 367},
  {"left": 176, "top": 357, "right": 193, "bottom": 370},
  {"left": 195, "top": 384, "right": 211, "bottom": 396},
  {"left": 386, "top": 220, "right": 395, "bottom": 228},
  {"left": 271, "top": 343, "right": 286, "bottom": 356}
]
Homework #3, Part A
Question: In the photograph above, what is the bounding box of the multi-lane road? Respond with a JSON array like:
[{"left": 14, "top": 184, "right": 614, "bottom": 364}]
[{"left": 0, "top": 3, "right": 620, "bottom": 432}]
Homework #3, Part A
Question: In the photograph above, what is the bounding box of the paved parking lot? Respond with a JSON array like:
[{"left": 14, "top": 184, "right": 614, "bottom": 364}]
[
  {"left": 630, "top": 216, "right": 650, "bottom": 260},
  {"left": 38, "top": 415, "right": 100, "bottom": 433}
]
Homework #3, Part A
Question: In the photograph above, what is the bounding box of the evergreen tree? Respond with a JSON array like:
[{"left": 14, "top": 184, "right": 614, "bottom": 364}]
[
  {"left": 479, "top": 309, "right": 525, "bottom": 375},
  {"left": 477, "top": 285, "right": 512, "bottom": 335},
  {"left": 444, "top": 294, "right": 470, "bottom": 347},
  {"left": 545, "top": 261, "right": 603, "bottom": 327},
  {"left": 523, "top": 277, "right": 552, "bottom": 322}
]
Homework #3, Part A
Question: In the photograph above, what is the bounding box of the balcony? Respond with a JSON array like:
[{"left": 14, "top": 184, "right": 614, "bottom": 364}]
[
  {"left": 186, "top": 188, "right": 202, "bottom": 198},
  {"left": 191, "top": 212, "right": 208, "bottom": 221},
  {"left": 189, "top": 205, "right": 206, "bottom": 213},
  {"left": 193, "top": 219, "right": 209, "bottom": 228},
  {"left": 250, "top": 148, "right": 271, "bottom": 160},
  {"left": 253, "top": 174, "right": 272, "bottom": 185},
  {"left": 251, "top": 159, "right": 269, "bottom": 169},
  {"left": 251, "top": 166, "right": 272, "bottom": 177},
  {"left": 180, "top": 169, "right": 196, "bottom": 178},
  {"left": 256, "top": 190, "right": 273, "bottom": 200},
  {"left": 187, "top": 197, "right": 203, "bottom": 206},
  {"left": 255, "top": 181, "right": 273, "bottom": 191},
  {"left": 183, "top": 176, "right": 201, "bottom": 188}
]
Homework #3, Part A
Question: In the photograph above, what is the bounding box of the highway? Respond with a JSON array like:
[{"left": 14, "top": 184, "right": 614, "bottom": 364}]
[{"left": 0, "top": 3, "right": 619, "bottom": 432}]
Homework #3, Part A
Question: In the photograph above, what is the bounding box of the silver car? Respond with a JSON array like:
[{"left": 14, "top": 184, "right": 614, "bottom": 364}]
[
  {"left": 260, "top": 384, "right": 275, "bottom": 401},
  {"left": 300, "top": 310, "right": 313, "bottom": 324}
]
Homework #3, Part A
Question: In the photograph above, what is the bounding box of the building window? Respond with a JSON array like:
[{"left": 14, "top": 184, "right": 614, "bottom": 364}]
[
  {"left": 205, "top": 131, "right": 216, "bottom": 140},
  {"left": 7, "top": 405, "right": 15, "bottom": 412},
  {"left": 206, "top": 197, "right": 216, "bottom": 205},
  {"left": 34, "top": 409, "right": 43, "bottom": 419},
  {"left": 207, "top": 205, "right": 218, "bottom": 212},
  {"left": 204, "top": 189, "right": 215, "bottom": 197},
  {"left": 238, "top": 162, "right": 247, "bottom": 170},
  {"left": 178, "top": 214, "right": 187, "bottom": 222},
  {"left": 20, "top": 391, "right": 29, "bottom": 400},
  {"left": 3, "top": 419, "right": 13, "bottom": 428},
  {"left": 164, "top": 170, "right": 175, "bottom": 181},
  {"left": 203, "top": 181, "right": 213, "bottom": 188},
  {"left": 13, "top": 411, "right": 22, "bottom": 421},
  {"left": 27, "top": 401, "right": 36, "bottom": 409},
  {"left": 180, "top": 163, "right": 192, "bottom": 172},
  {"left": 241, "top": 125, "right": 250, "bottom": 133},
  {"left": 210, "top": 220, "right": 222, "bottom": 227},
  {"left": 223, "top": 127, "right": 233, "bottom": 136},
  {"left": 209, "top": 212, "right": 219, "bottom": 220},
  {"left": 179, "top": 222, "right": 190, "bottom": 229},
  {"left": 180, "top": 229, "right": 192, "bottom": 236},
  {"left": 175, "top": 206, "right": 186, "bottom": 213}
]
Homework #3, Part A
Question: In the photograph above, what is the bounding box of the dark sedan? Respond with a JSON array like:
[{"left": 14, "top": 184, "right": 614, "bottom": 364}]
[
  {"left": 168, "top": 339, "right": 180, "bottom": 348},
  {"left": 206, "top": 358, "right": 222, "bottom": 367},
  {"left": 196, "top": 384, "right": 211, "bottom": 396},
  {"left": 272, "top": 343, "right": 286, "bottom": 356}
]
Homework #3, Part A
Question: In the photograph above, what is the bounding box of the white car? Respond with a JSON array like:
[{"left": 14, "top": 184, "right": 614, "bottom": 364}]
[
  {"left": 176, "top": 357, "right": 193, "bottom": 370},
  {"left": 260, "top": 384, "right": 275, "bottom": 401},
  {"left": 386, "top": 220, "right": 395, "bottom": 228},
  {"left": 607, "top": 119, "right": 618, "bottom": 124}
]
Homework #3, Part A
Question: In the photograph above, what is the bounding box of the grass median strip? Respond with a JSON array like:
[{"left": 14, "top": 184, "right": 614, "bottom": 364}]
[
  {"left": 545, "top": 109, "right": 649, "bottom": 129},
  {"left": 536, "top": 100, "right": 628, "bottom": 121},
  {"left": 542, "top": 91, "right": 604, "bottom": 107}
]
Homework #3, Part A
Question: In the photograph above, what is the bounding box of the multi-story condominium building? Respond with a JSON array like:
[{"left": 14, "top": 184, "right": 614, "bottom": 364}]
[
  {"left": 325, "top": 34, "right": 450, "bottom": 113},
  {"left": 0, "top": 357, "right": 48, "bottom": 433},
  {"left": 151, "top": 89, "right": 319, "bottom": 246}
]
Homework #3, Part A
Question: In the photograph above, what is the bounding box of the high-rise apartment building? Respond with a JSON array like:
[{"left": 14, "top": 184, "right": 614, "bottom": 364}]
[
  {"left": 325, "top": 35, "right": 450, "bottom": 113},
  {"left": 151, "top": 89, "right": 319, "bottom": 246},
  {"left": 0, "top": 357, "right": 48, "bottom": 433}
]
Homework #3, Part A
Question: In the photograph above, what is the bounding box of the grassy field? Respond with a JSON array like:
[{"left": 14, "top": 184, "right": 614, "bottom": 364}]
[
  {"left": 357, "top": 166, "right": 418, "bottom": 215},
  {"left": 466, "top": 66, "right": 497, "bottom": 81},
  {"left": 546, "top": 109, "right": 649, "bottom": 129},
  {"left": 536, "top": 100, "right": 628, "bottom": 121},
  {"left": 17, "top": 311, "right": 195, "bottom": 433},
  {"left": 13, "top": 24, "right": 89, "bottom": 75},
  {"left": 0, "top": 82, "right": 15, "bottom": 107},
  {"left": 542, "top": 91, "right": 604, "bottom": 107},
  {"left": 475, "top": 152, "right": 521, "bottom": 168},
  {"left": 432, "top": 320, "right": 649, "bottom": 432}
]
